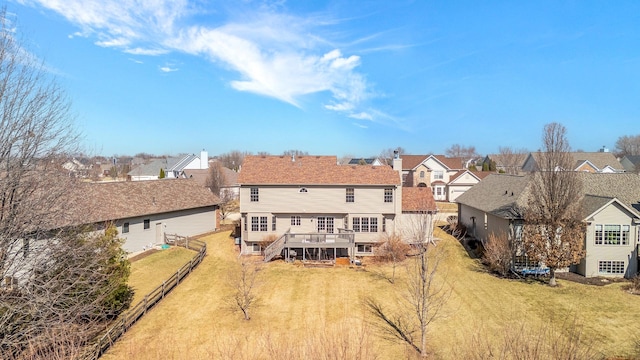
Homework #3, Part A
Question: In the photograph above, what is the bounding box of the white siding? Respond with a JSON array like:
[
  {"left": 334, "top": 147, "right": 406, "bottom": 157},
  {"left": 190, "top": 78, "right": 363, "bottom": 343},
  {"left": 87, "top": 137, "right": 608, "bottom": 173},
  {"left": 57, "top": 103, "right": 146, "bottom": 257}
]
[
  {"left": 582, "top": 202, "right": 638, "bottom": 278},
  {"left": 116, "top": 206, "right": 217, "bottom": 253}
]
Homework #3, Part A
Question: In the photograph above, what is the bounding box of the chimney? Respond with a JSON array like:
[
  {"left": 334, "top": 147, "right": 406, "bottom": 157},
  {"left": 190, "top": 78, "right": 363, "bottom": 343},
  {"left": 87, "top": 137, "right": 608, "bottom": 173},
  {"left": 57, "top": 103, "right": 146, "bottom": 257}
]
[
  {"left": 599, "top": 146, "right": 609, "bottom": 153},
  {"left": 200, "top": 149, "right": 208, "bottom": 169}
]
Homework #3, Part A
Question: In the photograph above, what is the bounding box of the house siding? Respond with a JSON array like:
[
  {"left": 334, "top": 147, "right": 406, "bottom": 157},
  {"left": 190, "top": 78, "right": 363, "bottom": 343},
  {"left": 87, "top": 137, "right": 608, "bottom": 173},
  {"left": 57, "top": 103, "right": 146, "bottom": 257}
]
[
  {"left": 239, "top": 185, "right": 398, "bottom": 251},
  {"left": 581, "top": 202, "right": 638, "bottom": 278},
  {"left": 116, "top": 206, "right": 218, "bottom": 253}
]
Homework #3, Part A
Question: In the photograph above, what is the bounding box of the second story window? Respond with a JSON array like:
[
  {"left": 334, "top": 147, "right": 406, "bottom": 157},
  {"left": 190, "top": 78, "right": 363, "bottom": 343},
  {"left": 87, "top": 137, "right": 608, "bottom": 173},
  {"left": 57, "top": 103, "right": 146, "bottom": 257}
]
[
  {"left": 384, "top": 188, "right": 393, "bottom": 203},
  {"left": 250, "top": 187, "right": 259, "bottom": 202},
  {"left": 433, "top": 171, "right": 444, "bottom": 180},
  {"left": 420, "top": 171, "right": 425, "bottom": 178},
  {"left": 346, "top": 188, "right": 354, "bottom": 203}
]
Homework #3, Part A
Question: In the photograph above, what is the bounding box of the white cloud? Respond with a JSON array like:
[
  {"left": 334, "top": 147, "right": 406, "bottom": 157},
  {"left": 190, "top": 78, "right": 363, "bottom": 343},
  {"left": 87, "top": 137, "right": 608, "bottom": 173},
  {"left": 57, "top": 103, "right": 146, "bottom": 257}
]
[
  {"left": 159, "top": 66, "right": 178, "bottom": 72},
  {"left": 21, "top": 1, "right": 380, "bottom": 120},
  {"left": 128, "top": 58, "right": 143, "bottom": 64},
  {"left": 352, "top": 122, "right": 368, "bottom": 129},
  {"left": 124, "top": 47, "right": 169, "bottom": 56},
  {"left": 349, "top": 112, "right": 373, "bottom": 121}
]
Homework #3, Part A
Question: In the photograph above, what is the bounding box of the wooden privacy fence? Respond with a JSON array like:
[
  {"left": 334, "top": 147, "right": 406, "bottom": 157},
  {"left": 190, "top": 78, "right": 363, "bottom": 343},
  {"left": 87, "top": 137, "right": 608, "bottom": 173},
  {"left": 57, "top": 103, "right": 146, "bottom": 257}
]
[{"left": 81, "top": 235, "right": 206, "bottom": 360}]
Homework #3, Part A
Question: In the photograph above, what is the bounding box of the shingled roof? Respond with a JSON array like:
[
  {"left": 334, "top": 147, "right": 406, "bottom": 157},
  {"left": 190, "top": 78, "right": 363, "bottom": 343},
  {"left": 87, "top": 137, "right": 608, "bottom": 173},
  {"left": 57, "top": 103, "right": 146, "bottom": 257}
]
[
  {"left": 526, "top": 152, "right": 624, "bottom": 172},
  {"left": 455, "top": 174, "right": 531, "bottom": 219},
  {"left": 402, "top": 187, "right": 437, "bottom": 213},
  {"left": 457, "top": 172, "right": 640, "bottom": 220},
  {"left": 58, "top": 179, "right": 220, "bottom": 227},
  {"left": 238, "top": 155, "right": 401, "bottom": 185},
  {"left": 400, "top": 154, "right": 465, "bottom": 171}
]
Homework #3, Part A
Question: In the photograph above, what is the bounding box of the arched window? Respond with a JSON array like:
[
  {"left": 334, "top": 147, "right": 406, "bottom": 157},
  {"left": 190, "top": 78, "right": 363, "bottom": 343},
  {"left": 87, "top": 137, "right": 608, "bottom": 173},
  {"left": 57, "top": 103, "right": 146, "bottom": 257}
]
[
  {"left": 299, "top": 188, "right": 308, "bottom": 193},
  {"left": 419, "top": 171, "right": 425, "bottom": 178}
]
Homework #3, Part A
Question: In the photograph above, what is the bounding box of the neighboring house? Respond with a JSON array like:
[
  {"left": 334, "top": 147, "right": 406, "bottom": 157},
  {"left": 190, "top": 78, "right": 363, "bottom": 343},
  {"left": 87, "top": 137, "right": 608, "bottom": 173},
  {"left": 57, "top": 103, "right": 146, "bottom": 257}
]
[
  {"left": 237, "top": 154, "right": 431, "bottom": 259},
  {"left": 522, "top": 151, "right": 625, "bottom": 173},
  {"left": 69, "top": 179, "right": 220, "bottom": 253},
  {"left": 346, "top": 158, "right": 384, "bottom": 166},
  {"left": 183, "top": 165, "right": 240, "bottom": 199},
  {"left": 446, "top": 170, "right": 491, "bottom": 203},
  {"left": 62, "top": 158, "right": 92, "bottom": 178},
  {"left": 481, "top": 153, "right": 527, "bottom": 174},
  {"left": 128, "top": 150, "right": 209, "bottom": 181},
  {"left": 620, "top": 155, "right": 640, "bottom": 174},
  {"left": 456, "top": 173, "right": 640, "bottom": 278},
  {"left": 400, "top": 154, "right": 465, "bottom": 201}
]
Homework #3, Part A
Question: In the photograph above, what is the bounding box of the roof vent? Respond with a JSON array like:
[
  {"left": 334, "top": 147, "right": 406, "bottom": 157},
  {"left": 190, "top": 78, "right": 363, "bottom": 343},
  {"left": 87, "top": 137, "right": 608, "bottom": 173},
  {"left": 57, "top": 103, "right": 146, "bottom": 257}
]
[{"left": 291, "top": 154, "right": 295, "bottom": 162}]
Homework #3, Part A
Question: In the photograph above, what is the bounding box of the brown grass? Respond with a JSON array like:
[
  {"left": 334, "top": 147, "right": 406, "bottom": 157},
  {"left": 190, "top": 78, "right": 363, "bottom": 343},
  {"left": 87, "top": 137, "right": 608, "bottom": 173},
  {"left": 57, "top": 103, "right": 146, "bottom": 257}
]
[{"left": 104, "top": 229, "right": 640, "bottom": 359}]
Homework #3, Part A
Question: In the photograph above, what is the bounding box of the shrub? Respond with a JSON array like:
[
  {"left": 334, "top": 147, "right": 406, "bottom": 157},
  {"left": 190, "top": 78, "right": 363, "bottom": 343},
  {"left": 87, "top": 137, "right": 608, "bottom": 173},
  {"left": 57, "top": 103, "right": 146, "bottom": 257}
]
[{"left": 482, "top": 232, "right": 513, "bottom": 277}]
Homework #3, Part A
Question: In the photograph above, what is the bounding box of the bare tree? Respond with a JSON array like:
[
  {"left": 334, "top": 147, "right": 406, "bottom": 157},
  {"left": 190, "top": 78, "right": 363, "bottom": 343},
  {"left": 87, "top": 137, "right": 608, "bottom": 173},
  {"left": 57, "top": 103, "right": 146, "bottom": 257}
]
[
  {"left": 0, "top": 13, "right": 133, "bottom": 358},
  {"left": 365, "top": 243, "right": 449, "bottom": 358},
  {"left": 522, "top": 123, "right": 585, "bottom": 286},
  {"left": 373, "top": 232, "right": 411, "bottom": 284},
  {"left": 445, "top": 144, "right": 478, "bottom": 159},
  {"left": 614, "top": 134, "right": 640, "bottom": 157},
  {"left": 206, "top": 161, "right": 227, "bottom": 195},
  {"left": 482, "top": 232, "right": 514, "bottom": 277},
  {"left": 226, "top": 261, "right": 261, "bottom": 321},
  {"left": 497, "top": 146, "right": 529, "bottom": 174},
  {"left": 282, "top": 149, "right": 309, "bottom": 157},
  {"left": 218, "top": 150, "right": 249, "bottom": 171}
]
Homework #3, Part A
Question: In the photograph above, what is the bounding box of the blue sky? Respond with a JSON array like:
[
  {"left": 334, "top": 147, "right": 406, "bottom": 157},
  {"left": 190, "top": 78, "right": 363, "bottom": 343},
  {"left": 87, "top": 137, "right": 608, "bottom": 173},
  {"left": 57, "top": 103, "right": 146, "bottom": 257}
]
[{"left": 7, "top": 1, "right": 640, "bottom": 158}]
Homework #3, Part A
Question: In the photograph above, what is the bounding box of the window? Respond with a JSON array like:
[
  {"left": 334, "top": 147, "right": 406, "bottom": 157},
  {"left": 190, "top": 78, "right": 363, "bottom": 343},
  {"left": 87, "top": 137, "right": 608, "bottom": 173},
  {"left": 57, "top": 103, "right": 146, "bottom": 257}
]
[
  {"left": 384, "top": 188, "right": 393, "bottom": 203},
  {"left": 251, "top": 217, "right": 259, "bottom": 231},
  {"left": 144, "top": 219, "right": 150, "bottom": 230},
  {"left": 598, "top": 260, "right": 625, "bottom": 274},
  {"left": 346, "top": 188, "right": 354, "bottom": 202},
  {"left": 382, "top": 217, "right": 386, "bottom": 232},
  {"left": 317, "top": 217, "right": 334, "bottom": 233},
  {"left": 244, "top": 216, "right": 247, "bottom": 231},
  {"left": 291, "top": 215, "right": 301, "bottom": 226},
  {"left": 357, "top": 244, "right": 372, "bottom": 253},
  {"left": 252, "top": 243, "right": 261, "bottom": 252},
  {"left": 123, "top": 222, "right": 130, "bottom": 234},
  {"left": 250, "top": 187, "right": 259, "bottom": 202},
  {"left": 299, "top": 188, "right": 308, "bottom": 193},
  {"left": 595, "top": 224, "right": 629, "bottom": 245},
  {"left": 361, "top": 218, "right": 369, "bottom": 232},
  {"left": 353, "top": 217, "right": 378, "bottom": 232},
  {"left": 260, "top": 216, "right": 268, "bottom": 232},
  {"left": 433, "top": 171, "right": 444, "bottom": 180},
  {"left": 272, "top": 216, "right": 276, "bottom": 231},
  {"left": 420, "top": 171, "right": 425, "bottom": 178}
]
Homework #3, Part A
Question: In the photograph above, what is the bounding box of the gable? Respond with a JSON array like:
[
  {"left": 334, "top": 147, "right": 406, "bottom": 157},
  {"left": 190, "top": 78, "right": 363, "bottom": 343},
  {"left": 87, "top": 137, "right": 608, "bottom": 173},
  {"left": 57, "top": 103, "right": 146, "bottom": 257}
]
[{"left": 586, "top": 198, "right": 640, "bottom": 224}]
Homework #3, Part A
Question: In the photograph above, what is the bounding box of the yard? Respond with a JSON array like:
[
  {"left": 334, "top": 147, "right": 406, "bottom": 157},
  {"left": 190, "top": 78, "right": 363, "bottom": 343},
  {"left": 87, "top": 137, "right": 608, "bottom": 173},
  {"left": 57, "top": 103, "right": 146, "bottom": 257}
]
[{"left": 104, "top": 229, "right": 640, "bottom": 359}]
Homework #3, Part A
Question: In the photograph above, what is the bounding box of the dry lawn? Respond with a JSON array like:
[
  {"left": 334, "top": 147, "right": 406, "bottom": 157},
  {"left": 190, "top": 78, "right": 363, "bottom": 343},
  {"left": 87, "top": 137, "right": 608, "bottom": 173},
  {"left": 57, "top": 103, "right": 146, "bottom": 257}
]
[{"left": 104, "top": 229, "right": 640, "bottom": 359}]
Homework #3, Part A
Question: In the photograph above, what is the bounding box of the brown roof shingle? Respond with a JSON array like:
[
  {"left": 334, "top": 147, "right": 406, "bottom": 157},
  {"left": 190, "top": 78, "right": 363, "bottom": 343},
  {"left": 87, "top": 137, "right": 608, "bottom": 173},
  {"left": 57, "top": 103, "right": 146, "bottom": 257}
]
[
  {"left": 238, "top": 155, "right": 401, "bottom": 185},
  {"left": 61, "top": 179, "right": 220, "bottom": 227},
  {"left": 402, "top": 187, "right": 437, "bottom": 212}
]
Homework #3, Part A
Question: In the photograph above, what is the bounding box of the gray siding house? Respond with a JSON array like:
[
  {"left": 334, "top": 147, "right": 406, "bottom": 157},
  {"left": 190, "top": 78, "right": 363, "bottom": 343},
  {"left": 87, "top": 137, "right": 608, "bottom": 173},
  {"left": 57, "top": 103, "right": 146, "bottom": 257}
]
[
  {"left": 456, "top": 173, "right": 640, "bottom": 278},
  {"left": 237, "top": 154, "right": 437, "bottom": 260},
  {"left": 70, "top": 179, "right": 220, "bottom": 253}
]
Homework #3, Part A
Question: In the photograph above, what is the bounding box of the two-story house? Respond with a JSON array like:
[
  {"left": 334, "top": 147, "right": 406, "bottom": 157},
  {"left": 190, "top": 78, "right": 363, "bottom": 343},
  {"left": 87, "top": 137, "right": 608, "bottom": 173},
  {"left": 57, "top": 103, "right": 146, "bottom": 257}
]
[
  {"left": 237, "top": 154, "right": 411, "bottom": 260},
  {"left": 456, "top": 173, "right": 640, "bottom": 278},
  {"left": 400, "top": 155, "right": 466, "bottom": 201}
]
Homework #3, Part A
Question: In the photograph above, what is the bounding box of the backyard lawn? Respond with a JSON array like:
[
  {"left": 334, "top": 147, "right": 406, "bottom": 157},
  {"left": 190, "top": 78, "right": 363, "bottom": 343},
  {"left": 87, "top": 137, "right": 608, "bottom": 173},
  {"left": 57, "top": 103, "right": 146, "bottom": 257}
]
[{"left": 105, "top": 229, "right": 640, "bottom": 359}]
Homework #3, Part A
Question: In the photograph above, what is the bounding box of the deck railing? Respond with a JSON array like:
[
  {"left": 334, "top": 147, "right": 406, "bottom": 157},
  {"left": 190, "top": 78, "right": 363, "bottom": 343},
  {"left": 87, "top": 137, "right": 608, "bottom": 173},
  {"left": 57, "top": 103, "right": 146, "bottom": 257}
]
[
  {"left": 80, "top": 234, "right": 206, "bottom": 360},
  {"left": 263, "top": 233, "right": 287, "bottom": 262}
]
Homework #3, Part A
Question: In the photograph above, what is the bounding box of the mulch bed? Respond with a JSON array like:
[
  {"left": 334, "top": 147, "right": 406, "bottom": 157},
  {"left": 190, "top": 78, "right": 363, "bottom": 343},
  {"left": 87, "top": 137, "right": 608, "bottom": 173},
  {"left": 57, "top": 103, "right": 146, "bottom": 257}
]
[{"left": 555, "top": 271, "right": 627, "bottom": 286}]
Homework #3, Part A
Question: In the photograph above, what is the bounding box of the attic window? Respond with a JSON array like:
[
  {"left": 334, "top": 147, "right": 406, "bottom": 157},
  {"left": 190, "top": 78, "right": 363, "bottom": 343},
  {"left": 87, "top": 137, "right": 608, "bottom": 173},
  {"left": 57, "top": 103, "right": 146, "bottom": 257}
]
[{"left": 299, "top": 188, "right": 308, "bottom": 193}]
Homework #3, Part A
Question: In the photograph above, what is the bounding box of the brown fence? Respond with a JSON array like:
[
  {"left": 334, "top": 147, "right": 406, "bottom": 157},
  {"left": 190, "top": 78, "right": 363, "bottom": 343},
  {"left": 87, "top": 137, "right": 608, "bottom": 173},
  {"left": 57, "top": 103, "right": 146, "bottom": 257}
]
[{"left": 81, "top": 235, "right": 207, "bottom": 359}]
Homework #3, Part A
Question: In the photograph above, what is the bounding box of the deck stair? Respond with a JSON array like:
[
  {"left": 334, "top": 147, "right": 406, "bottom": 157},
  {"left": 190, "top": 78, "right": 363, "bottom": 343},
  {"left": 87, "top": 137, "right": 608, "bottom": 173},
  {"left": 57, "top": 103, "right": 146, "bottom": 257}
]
[{"left": 263, "top": 233, "right": 287, "bottom": 262}]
